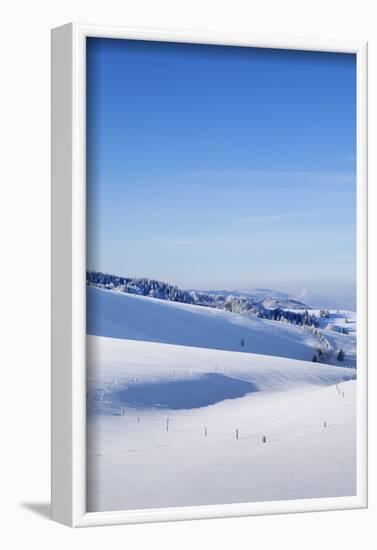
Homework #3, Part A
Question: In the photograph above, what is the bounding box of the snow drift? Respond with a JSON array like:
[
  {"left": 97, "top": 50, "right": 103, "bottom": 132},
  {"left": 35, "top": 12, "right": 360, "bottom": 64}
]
[{"left": 87, "top": 336, "right": 357, "bottom": 511}]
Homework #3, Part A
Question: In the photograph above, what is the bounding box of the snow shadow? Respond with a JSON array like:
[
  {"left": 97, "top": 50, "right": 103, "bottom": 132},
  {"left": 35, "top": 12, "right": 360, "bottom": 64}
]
[{"left": 109, "top": 373, "right": 258, "bottom": 410}]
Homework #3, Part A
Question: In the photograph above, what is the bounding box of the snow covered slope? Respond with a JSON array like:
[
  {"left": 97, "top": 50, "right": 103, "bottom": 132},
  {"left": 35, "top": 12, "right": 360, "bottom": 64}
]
[
  {"left": 87, "top": 286, "right": 319, "bottom": 362},
  {"left": 86, "top": 286, "right": 357, "bottom": 512},
  {"left": 87, "top": 336, "right": 356, "bottom": 511},
  {"left": 285, "top": 309, "right": 357, "bottom": 368},
  {"left": 87, "top": 336, "right": 355, "bottom": 412}
]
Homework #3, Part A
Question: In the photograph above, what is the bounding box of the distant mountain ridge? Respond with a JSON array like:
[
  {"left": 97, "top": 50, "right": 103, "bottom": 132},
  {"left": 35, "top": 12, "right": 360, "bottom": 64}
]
[
  {"left": 87, "top": 270, "right": 318, "bottom": 328},
  {"left": 193, "top": 287, "right": 309, "bottom": 310}
]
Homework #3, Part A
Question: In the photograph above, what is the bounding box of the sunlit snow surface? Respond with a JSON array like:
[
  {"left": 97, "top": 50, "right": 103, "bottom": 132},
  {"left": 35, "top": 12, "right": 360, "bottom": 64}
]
[
  {"left": 87, "top": 287, "right": 320, "bottom": 361},
  {"left": 86, "top": 287, "right": 357, "bottom": 512}
]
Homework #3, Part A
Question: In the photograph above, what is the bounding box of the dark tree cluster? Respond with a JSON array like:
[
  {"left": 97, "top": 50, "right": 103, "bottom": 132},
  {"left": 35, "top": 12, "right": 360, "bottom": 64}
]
[
  {"left": 319, "top": 309, "right": 331, "bottom": 318},
  {"left": 257, "top": 306, "right": 319, "bottom": 328},
  {"left": 86, "top": 270, "right": 216, "bottom": 306}
]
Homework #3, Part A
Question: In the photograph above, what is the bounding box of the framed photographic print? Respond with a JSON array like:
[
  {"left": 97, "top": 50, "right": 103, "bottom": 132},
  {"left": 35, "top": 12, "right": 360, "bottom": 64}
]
[{"left": 51, "top": 23, "right": 368, "bottom": 527}]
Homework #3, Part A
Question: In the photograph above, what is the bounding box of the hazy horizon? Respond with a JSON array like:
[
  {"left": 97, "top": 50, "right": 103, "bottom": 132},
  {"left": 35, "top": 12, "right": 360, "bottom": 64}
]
[{"left": 86, "top": 265, "right": 356, "bottom": 310}]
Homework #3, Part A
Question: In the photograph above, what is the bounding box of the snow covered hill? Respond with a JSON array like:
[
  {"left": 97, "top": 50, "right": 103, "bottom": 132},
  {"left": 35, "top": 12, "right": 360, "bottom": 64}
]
[
  {"left": 86, "top": 285, "right": 357, "bottom": 512},
  {"left": 284, "top": 308, "right": 357, "bottom": 368},
  {"left": 87, "top": 336, "right": 355, "bottom": 413},
  {"left": 87, "top": 336, "right": 356, "bottom": 511},
  {"left": 190, "top": 287, "right": 308, "bottom": 309},
  {"left": 87, "top": 286, "right": 319, "bottom": 362},
  {"left": 236, "top": 288, "right": 309, "bottom": 309}
]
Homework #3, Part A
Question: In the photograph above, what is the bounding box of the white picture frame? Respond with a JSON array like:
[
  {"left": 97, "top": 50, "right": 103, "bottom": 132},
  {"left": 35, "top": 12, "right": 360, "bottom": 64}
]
[{"left": 51, "top": 23, "right": 368, "bottom": 527}]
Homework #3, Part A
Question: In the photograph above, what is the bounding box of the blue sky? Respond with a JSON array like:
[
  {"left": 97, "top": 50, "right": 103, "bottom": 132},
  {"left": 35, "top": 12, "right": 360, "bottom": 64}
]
[{"left": 87, "top": 38, "right": 356, "bottom": 303}]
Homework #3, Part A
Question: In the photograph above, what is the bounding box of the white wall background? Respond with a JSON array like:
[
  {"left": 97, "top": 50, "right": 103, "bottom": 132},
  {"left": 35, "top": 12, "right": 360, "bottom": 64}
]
[{"left": 1, "top": 0, "right": 375, "bottom": 548}]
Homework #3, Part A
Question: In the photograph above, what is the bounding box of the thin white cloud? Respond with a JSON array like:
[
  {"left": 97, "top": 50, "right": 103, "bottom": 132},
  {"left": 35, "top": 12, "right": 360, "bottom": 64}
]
[
  {"left": 234, "top": 211, "right": 316, "bottom": 225},
  {"left": 183, "top": 168, "right": 356, "bottom": 185}
]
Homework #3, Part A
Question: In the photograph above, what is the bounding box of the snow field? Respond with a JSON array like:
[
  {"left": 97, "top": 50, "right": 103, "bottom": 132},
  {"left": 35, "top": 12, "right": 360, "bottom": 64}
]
[{"left": 87, "top": 337, "right": 356, "bottom": 511}]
